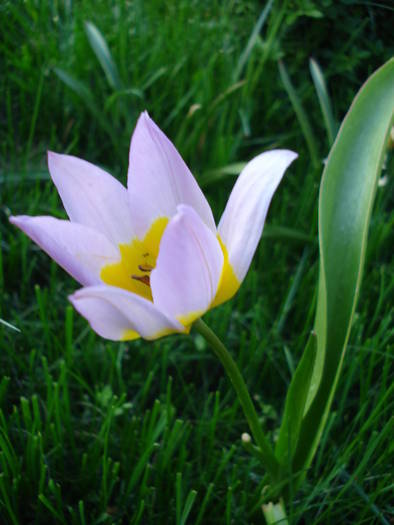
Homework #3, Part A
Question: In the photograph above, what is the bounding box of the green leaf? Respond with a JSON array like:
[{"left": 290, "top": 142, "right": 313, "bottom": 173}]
[
  {"left": 275, "top": 333, "right": 316, "bottom": 465},
  {"left": 84, "top": 21, "right": 121, "bottom": 90},
  {"left": 293, "top": 59, "right": 394, "bottom": 480}
]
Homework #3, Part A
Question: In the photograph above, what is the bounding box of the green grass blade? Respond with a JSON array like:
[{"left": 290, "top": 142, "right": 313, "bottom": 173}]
[
  {"left": 293, "top": 58, "right": 394, "bottom": 480},
  {"left": 53, "top": 67, "right": 93, "bottom": 101},
  {"left": 0, "top": 318, "right": 21, "bottom": 332},
  {"left": 200, "top": 162, "right": 247, "bottom": 188},
  {"left": 25, "top": 71, "right": 44, "bottom": 167},
  {"left": 180, "top": 489, "right": 198, "bottom": 525},
  {"left": 233, "top": 0, "right": 274, "bottom": 82},
  {"left": 309, "top": 58, "right": 337, "bottom": 146},
  {"left": 38, "top": 493, "right": 66, "bottom": 524},
  {"left": 84, "top": 21, "right": 121, "bottom": 90},
  {"left": 53, "top": 67, "right": 120, "bottom": 155},
  {"left": 278, "top": 60, "right": 320, "bottom": 169}
]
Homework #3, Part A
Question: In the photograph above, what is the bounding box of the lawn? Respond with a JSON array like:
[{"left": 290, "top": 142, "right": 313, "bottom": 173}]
[{"left": 0, "top": 1, "right": 393, "bottom": 523}]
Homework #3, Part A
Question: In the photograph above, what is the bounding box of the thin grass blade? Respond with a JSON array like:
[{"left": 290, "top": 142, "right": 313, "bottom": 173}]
[
  {"left": 53, "top": 67, "right": 93, "bottom": 101},
  {"left": 309, "top": 58, "right": 337, "bottom": 146},
  {"left": 278, "top": 60, "right": 320, "bottom": 169},
  {"left": 233, "top": 0, "right": 274, "bottom": 82},
  {"left": 54, "top": 67, "right": 120, "bottom": 154},
  {"left": 84, "top": 21, "right": 121, "bottom": 90}
]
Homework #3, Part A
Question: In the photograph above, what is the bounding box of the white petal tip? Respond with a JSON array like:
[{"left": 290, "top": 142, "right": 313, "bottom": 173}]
[
  {"left": 138, "top": 110, "right": 152, "bottom": 126},
  {"left": 47, "top": 150, "right": 61, "bottom": 164},
  {"left": 284, "top": 149, "right": 298, "bottom": 162},
  {"left": 265, "top": 148, "right": 298, "bottom": 164},
  {"left": 47, "top": 150, "right": 67, "bottom": 175},
  {"left": 9, "top": 215, "right": 29, "bottom": 227}
]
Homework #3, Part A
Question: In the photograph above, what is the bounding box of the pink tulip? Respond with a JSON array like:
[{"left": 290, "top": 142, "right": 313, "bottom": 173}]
[{"left": 11, "top": 112, "right": 297, "bottom": 340}]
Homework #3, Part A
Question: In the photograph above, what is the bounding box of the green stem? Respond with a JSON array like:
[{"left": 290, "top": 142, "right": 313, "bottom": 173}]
[{"left": 193, "top": 318, "right": 279, "bottom": 479}]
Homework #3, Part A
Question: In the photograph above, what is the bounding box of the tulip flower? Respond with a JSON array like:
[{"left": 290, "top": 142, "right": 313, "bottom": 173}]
[{"left": 10, "top": 112, "right": 297, "bottom": 341}]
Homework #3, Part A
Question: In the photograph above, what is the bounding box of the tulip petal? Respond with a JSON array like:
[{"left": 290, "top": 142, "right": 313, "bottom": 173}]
[
  {"left": 127, "top": 112, "right": 216, "bottom": 237},
  {"left": 151, "top": 204, "right": 223, "bottom": 326},
  {"left": 10, "top": 215, "right": 120, "bottom": 286},
  {"left": 69, "top": 285, "right": 183, "bottom": 340},
  {"left": 218, "top": 150, "right": 298, "bottom": 282},
  {"left": 48, "top": 152, "right": 135, "bottom": 245}
]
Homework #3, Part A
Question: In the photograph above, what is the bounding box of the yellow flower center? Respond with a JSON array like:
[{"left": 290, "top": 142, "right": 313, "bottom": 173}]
[{"left": 100, "top": 217, "right": 169, "bottom": 301}]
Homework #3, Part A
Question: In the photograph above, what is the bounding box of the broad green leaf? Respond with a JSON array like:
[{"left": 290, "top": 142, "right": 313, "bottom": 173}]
[
  {"left": 292, "top": 59, "right": 394, "bottom": 480},
  {"left": 309, "top": 58, "right": 337, "bottom": 146},
  {"left": 275, "top": 333, "right": 316, "bottom": 464},
  {"left": 84, "top": 21, "right": 121, "bottom": 90}
]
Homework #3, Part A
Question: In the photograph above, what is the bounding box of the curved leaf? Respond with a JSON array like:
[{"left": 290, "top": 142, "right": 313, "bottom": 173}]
[{"left": 292, "top": 58, "right": 394, "bottom": 478}]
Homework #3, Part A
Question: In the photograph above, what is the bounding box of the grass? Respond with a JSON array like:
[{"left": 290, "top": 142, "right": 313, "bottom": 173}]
[{"left": 0, "top": 1, "right": 393, "bottom": 523}]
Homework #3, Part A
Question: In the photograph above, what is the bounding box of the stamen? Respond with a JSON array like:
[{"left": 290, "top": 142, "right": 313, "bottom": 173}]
[
  {"left": 142, "top": 252, "right": 149, "bottom": 257},
  {"left": 131, "top": 274, "right": 150, "bottom": 287},
  {"left": 138, "top": 264, "right": 153, "bottom": 272}
]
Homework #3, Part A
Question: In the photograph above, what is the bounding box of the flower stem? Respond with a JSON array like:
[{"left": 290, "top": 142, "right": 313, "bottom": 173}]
[{"left": 193, "top": 318, "right": 279, "bottom": 479}]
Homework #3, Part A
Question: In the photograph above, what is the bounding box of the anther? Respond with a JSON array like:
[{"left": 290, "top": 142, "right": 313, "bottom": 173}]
[
  {"left": 138, "top": 264, "right": 153, "bottom": 272},
  {"left": 131, "top": 275, "right": 150, "bottom": 287}
]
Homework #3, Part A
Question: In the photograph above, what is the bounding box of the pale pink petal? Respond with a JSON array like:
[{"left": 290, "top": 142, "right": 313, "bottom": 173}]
[
  {"left": 48, "top": 152, "right": 134, "bottom": 245},
  {"left": 69, "top": 285, "right": 183, "bottom": 340},
  {"left": 151, "top": 204, "right": 223, "bottom": 325},
  {"left": 10, "top": 215, "right": 120, "bottom": 286},
  {"left": 218, "top": 150, "right": 297, "bottom": 282},
  {"left": 127, "top": 112, "right": 216, "bottom": 238}
]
